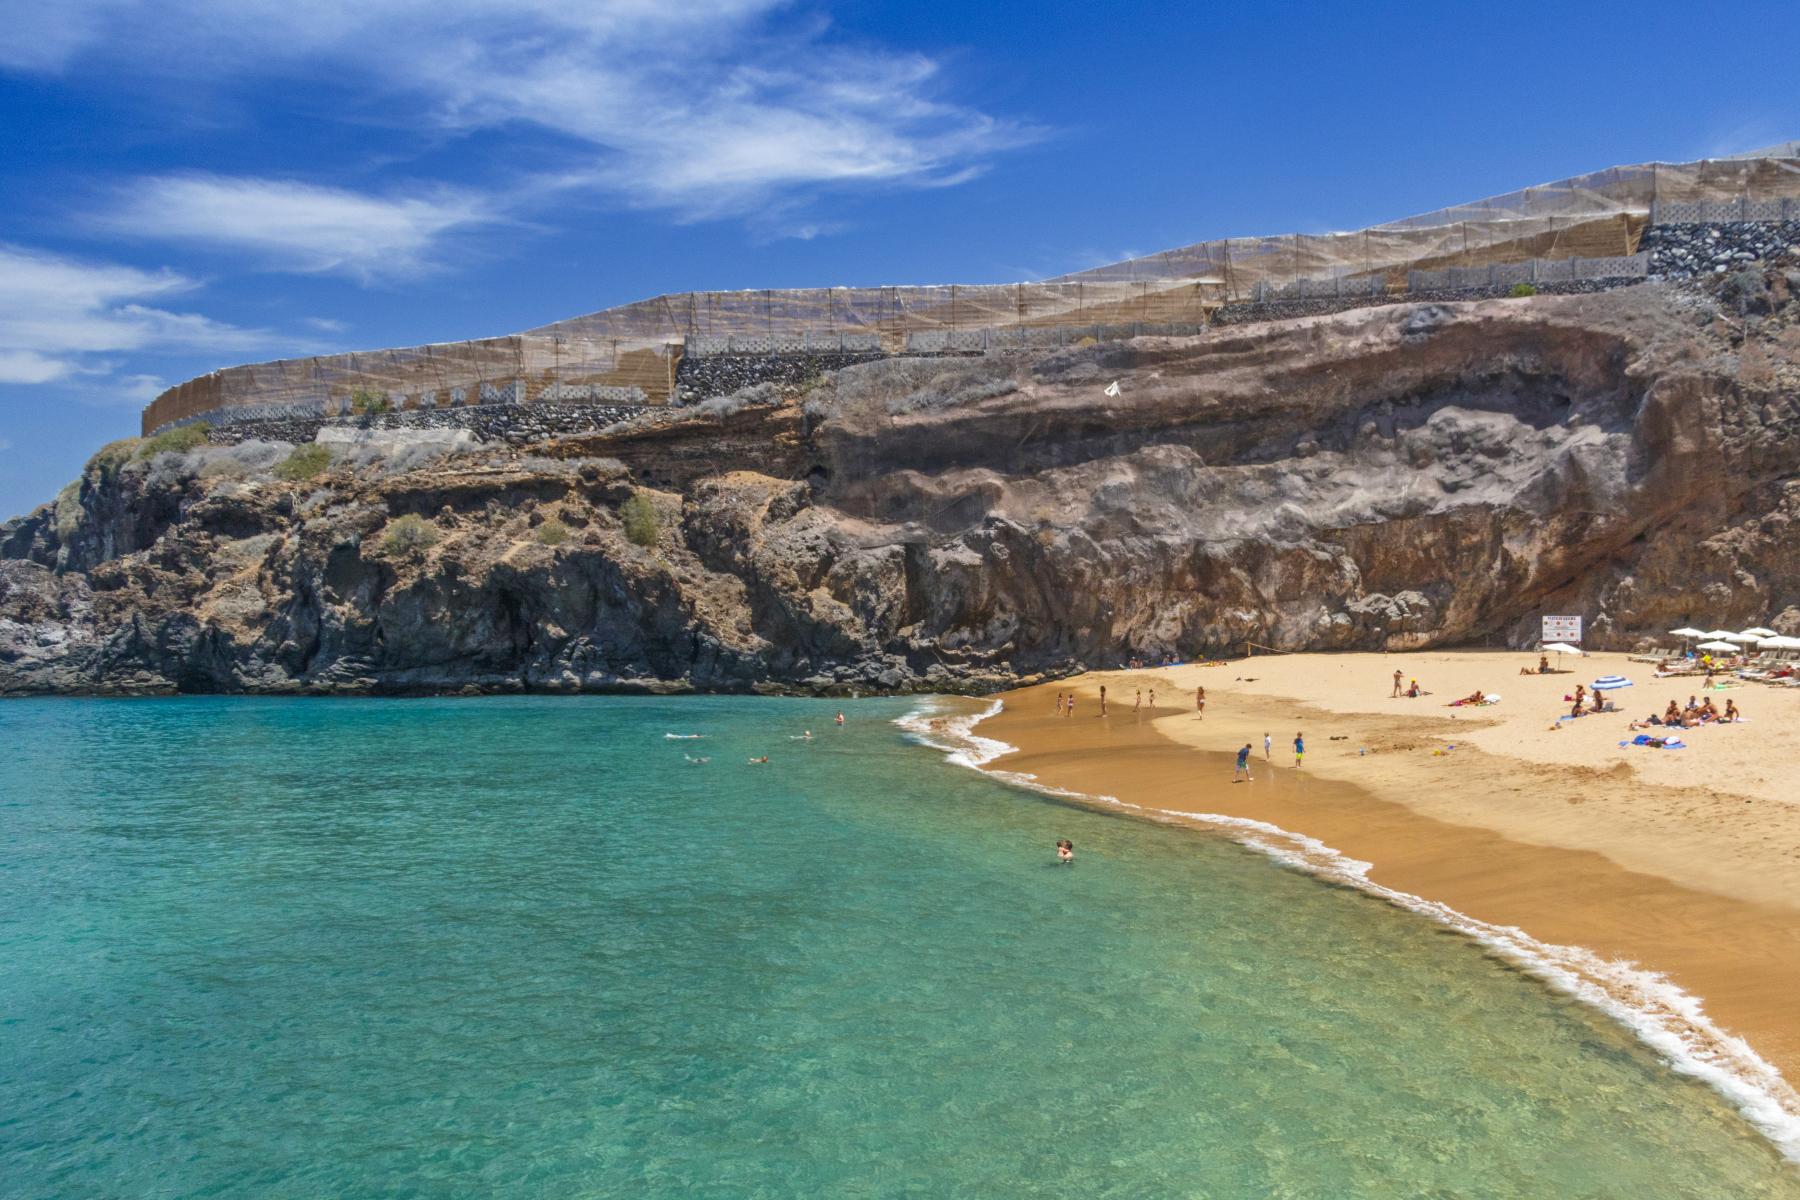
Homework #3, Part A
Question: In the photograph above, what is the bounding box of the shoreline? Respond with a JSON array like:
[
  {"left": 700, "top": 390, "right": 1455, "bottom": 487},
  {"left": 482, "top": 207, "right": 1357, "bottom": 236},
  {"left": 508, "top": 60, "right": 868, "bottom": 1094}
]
[{"left": 898, "top": 651, "right": 1800, "bottom": 1162}]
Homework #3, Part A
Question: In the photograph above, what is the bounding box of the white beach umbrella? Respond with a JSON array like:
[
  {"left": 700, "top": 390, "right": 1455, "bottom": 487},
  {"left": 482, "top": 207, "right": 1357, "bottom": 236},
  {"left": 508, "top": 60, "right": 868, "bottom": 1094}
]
[
  {"left": 1540, "top": 642, "right": 1584, "bottom": 656},
  {"left": 1724, "top": 632, "right": 1763, "bottom": 644},
  {"left": 1695, "top": 640, "right": 1739, "bottom": 652},
  {"left": 1592, "top": 675, "right": 1632, "bottom": 690},
  {"left": 1669, "top": 627, "right": 1706, "bottom": 638},
  {"left": 1701, "top": 629, "right": 1738, "bottom": 640},
  {"left": 1740, "top": 627, "right": 1779, "bottom": 639},
  {"left": 1758, "top": 635, "right": 1800, "bottom": 649}
]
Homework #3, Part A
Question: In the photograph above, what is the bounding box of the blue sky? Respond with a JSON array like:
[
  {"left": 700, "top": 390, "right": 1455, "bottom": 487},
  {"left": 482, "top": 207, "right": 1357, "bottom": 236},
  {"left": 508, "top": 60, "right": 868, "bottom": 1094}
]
[{"left": 1, "top": 0, "right": 1795, "bottom": 518}]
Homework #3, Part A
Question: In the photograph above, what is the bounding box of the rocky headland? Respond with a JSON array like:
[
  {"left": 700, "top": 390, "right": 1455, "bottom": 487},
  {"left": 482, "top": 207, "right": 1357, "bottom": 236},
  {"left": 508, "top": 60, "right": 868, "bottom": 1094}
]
[{"left": 4, "top": 265, "right": 1799, "bottom": 696}]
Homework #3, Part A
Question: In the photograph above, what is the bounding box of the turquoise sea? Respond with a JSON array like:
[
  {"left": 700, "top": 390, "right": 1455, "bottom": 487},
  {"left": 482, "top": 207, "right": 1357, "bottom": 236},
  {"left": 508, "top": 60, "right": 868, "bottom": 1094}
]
[{"left": 2, "top": 695, "right": 1797, "bottom": 1198}]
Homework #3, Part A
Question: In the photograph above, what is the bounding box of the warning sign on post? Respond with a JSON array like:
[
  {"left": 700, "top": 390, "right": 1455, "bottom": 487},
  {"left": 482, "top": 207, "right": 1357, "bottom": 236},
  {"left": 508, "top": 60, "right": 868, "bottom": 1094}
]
[{"left": 1541, "top": 616, "right": 1583, "bottom": 643}]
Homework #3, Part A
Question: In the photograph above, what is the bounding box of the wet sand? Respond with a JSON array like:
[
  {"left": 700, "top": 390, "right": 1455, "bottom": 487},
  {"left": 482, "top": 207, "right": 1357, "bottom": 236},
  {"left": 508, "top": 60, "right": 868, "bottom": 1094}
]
[{"left": 979, "top": 651, "right": 1800, "bottom": 1093}]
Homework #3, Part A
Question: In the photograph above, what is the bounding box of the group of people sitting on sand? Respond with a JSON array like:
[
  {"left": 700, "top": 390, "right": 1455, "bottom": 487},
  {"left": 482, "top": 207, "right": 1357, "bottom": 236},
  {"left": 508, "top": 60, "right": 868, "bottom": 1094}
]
[
  {"left": 1630, "top": 695, "right": 1742, "bottom": 731},
  {"left": 1562, "top": 684, "right": 1617, "bottom": 718}
]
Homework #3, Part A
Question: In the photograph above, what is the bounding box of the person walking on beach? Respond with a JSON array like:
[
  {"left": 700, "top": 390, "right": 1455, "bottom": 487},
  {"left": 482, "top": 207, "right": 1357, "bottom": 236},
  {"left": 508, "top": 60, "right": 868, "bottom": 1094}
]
[
  {"left": 1293, "top": 732, "right": 1305, "bottom": 768},
  {"left": 1134, "top": 689, "right": 1141, "bottom": 712},
  {"left": 1234, "top": 743, "right": 1253, "bottom": 783},
  {"left": 1263, "top": 731, "right": 1272, "bottom": 760},
  {"left": 1392, "top": 669, "right": 1403, "bottom": 697},
  {"left": 1148, "top": 689, "right": 1156, "bottom": 710},
  {"left": 1067, "top": 694, "right": 1076, "bottom": 718},
  {"left": 1196, "top": 686, "right": 1205, "bottom": 719},
  {"left": 1099, "top": 685, "right": 1108, "bottom": 716}
]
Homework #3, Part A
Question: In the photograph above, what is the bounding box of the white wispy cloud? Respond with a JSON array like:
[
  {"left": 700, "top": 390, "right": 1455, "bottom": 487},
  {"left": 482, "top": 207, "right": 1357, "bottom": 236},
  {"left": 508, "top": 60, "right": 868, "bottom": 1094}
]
[
  {"left": 12, "top": 0, "right": 1036, "bottom": 236},
  {"left": 98, "top": 175, "right": 496, "bottom": 282},
  {"left": 117, "top": 374, "right": 170, "bottom": 403},
  {"left": 0, "top": 243, "right": 304, "bottom": 388}
]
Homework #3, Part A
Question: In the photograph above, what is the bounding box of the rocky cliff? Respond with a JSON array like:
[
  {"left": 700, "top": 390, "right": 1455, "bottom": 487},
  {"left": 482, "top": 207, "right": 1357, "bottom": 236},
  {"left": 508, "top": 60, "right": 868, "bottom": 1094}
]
[{"left": 5, "top": 267, "right": 1799, "bottom": 696}]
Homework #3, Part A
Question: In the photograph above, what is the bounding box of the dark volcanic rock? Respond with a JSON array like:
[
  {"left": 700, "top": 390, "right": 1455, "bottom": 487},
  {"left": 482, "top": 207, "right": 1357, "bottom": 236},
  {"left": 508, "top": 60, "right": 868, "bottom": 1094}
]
[{"left": 6, "top": 272, "right": 1800, "bottom": 696}]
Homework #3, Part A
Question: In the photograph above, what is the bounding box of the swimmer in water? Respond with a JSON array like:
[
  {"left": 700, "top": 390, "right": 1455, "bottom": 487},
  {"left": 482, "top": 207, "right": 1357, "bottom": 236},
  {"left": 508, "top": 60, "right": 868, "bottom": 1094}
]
[
  {"left": 1056, "top": 839, "right": 1074, "bottom": 865},
  {"left": 748, "top": 756, "right": 769, "bottom": 765},
  {"left": 835, "top": 712, "right": 845, "bottom": 726}
]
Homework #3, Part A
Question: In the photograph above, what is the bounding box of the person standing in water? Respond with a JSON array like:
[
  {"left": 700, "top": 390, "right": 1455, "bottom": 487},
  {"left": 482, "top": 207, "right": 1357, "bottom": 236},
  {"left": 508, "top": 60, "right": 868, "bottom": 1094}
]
[
  {"left": 1234, "top": 743, "right": 1253, "bottom": 783},
  {"left": 1293, "top": 732, "right": 1305, "bottom": 768},
  {"left": 1148, "top": 689, "right": 1156, "bottom": 710},
  {"left": 1134, "top": 689, "right": 1142, "bottom": 712},
  {"left": 1056, "top": 839, "right": 1074, "bottom": 865},
  {"left": 1263, "top": 731, "right": 1272, "bottom": 760},
  {"left": 835, "top": 712, "right": 845, "bottom": 726}
]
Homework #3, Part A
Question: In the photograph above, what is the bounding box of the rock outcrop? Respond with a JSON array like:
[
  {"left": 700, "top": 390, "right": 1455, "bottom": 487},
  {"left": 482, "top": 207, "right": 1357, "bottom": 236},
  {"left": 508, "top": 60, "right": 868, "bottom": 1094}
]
[{"left": 5, "top": 268, "right": 1800, "bottom": 696}]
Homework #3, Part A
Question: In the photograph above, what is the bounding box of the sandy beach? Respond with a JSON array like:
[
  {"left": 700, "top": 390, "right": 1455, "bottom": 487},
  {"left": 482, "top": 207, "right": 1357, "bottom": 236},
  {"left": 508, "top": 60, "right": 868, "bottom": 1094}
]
[{"left": 974, "top": 650, "right": 1800, "bottom": 1097}]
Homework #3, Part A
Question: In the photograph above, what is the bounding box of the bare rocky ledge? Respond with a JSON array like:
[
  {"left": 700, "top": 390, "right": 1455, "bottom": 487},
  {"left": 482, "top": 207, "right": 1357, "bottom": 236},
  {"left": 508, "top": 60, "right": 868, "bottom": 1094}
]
[{"left": 4, "top": 268, "right": 1799, "bottom": 697}]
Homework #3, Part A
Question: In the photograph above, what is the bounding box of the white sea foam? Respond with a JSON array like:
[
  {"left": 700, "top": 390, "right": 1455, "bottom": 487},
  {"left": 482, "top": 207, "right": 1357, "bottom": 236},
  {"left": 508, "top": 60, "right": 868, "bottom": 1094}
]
[{"left": 895, "top": 695, "right": 1800, "bottom": 1165}]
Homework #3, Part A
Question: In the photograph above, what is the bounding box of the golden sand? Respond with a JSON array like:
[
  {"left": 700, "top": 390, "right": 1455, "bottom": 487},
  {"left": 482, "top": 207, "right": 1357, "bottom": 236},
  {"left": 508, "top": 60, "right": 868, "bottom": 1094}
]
[{"left": 980, "top": 650, "right": 1800, "bottom": 1082}]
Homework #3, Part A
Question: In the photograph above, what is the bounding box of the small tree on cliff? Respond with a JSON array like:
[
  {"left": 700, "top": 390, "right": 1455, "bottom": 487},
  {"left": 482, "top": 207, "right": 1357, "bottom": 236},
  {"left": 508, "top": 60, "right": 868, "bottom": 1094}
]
[
  {"left": 620, "top": 493, "right": 659, "bottom": 547},
  {"left": 382, "top": 514, "right": 440, "bottom": 556},
  {"left": 350, "top": 388, "right": 391, "bottom": 416}
]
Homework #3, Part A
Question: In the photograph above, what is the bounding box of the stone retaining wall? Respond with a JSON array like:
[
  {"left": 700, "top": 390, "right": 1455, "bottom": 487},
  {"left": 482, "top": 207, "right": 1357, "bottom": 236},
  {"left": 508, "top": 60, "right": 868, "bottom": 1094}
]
[
  {"left": 673, "top": 350, "right": 886, "bottom": 404},
  {"left": 1642, "top": 221, "right": 1800, "bottom": 281},
  {"left": 1213, "top": 278, "right": 1644, "bottom": 326},
  {"left": 201, "top": 403, "right": 647, "bottom": 447}
]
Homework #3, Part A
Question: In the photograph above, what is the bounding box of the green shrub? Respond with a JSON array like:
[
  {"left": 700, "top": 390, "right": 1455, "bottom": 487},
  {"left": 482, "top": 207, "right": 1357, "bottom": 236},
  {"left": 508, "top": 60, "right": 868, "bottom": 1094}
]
[
  {"left": 135, "top": 422, "right": 211, "bottom": 459},
  {"left": 620, "top": 493, "right": 659, "bottom": 547},
  {"left": 1508, "top": 282, "right": 1538, "bottom": 298},
  {"left": 86, "top": 438, "right": 140, "bottom": 480},
  {"left": 54, "top": 481, "right": 83, "bottom": 541},
  {"left": 273, "top": 444, "right": 334, "bottom": 481},
  {"left": 536, "top": 518, "right": 570, "bottom": 547},
  {"left": 382, "top": 513, "right": 440, "bottom": 555},
  {"left": 350, "top": 388, "right": 391, "bottom": 416}
]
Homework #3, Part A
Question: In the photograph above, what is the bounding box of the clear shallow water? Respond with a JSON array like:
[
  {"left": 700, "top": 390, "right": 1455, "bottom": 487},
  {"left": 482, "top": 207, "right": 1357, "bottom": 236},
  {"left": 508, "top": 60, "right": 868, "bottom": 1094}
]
[{"left": 2, "top": 696, "right": 1796, "bottom": 1198}]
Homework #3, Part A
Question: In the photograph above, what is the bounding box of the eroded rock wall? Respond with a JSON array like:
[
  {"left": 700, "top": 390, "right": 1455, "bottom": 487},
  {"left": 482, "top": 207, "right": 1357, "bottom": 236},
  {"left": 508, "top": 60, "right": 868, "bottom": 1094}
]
[{"left": 5, "top": 271, "right": 1800, "bottom": 695}]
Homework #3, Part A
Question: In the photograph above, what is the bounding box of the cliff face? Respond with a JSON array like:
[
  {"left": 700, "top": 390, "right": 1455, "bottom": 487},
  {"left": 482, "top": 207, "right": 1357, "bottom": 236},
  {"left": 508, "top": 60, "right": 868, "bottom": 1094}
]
[{"left": 5, "top": 270, "right": 1800, "bottom": 696}]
